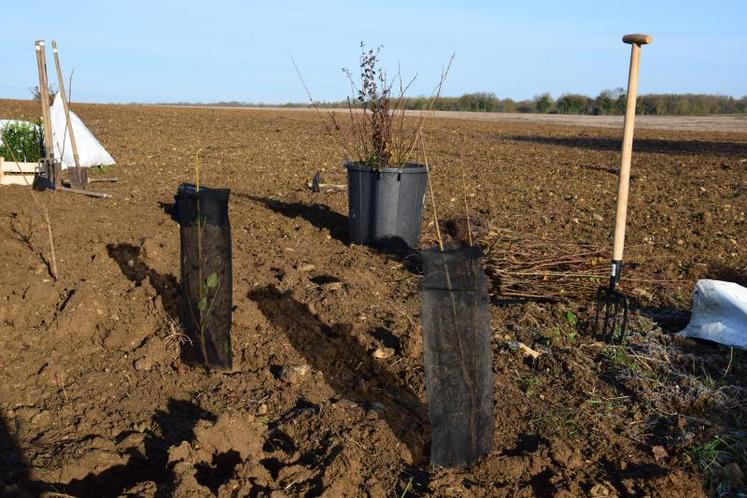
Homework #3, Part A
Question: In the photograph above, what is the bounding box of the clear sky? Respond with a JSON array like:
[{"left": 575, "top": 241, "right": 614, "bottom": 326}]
[{"left": 1, "top": 0, "right": 745, "bottom": 104}]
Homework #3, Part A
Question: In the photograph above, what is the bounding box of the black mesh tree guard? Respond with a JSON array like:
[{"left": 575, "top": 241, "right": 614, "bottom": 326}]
[
  {"left": 419, "top": 246, "right": 494, "bottom": 467},
  {"left": 175, "top": 183, "right": 233, "bottom": 369}
]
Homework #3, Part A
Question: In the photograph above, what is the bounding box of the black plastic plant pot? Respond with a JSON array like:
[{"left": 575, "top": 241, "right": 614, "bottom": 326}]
[
  {"left": 175, "top": 183, "right": 233, "bottom": 369},
  {"left": 419, "top": 246, "right": 494, "bottom": 467},
  {"left": 346, "top": 162, "right": 427, "bottom": 250}
]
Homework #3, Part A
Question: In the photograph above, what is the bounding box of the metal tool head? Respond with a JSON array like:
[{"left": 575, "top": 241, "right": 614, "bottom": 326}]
[
  {"left": 594, "top": 285, "right": 630, "bottom": 344},
  {"left": 310, "top": 171, "right": 322, "bottom": 193}
]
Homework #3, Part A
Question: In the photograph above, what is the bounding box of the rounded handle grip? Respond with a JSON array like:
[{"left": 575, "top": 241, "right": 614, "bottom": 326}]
[{"left": 623, "top": 33, "right": 653, "bottom": 45}]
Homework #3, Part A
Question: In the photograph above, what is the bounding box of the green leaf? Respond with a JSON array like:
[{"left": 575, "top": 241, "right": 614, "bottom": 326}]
[
  {"left": 206, "top": 272, "right": 219, "bottom": 289},
  {"left": 197, "top": 297, "right": 208, "bottom": 312},
  {"left": 566, "top": 310, "right": 577, "bottom": 327}
]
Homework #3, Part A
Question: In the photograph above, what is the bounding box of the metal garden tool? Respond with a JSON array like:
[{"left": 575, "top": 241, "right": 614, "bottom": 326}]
[
  {"left": 594, "top": 33, "right": 652, "bottom": 343},
  {"left": 33, "top": 40, "right": 60, "bottom": 190},
  {"left": 307, "top": 171, "right": 345, "bottom": 193},
  {"left": 49, "top": 40, "right": 115, "bottom": 196}
]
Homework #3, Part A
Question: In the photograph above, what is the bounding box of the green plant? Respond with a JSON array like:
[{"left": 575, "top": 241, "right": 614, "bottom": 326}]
[
  {"left": 564, "top": 415, "right": 581, "bottom": 438},
  {"left": 690, "top": 433, "right": 746, "bottom": 469},
  {"left": 90, "top": 164, "right": 113, "bottom": 174},
  {"left": 565, "top": 310, "right": 578, "bottom": 327},
  {"left": 399, "top": 477, "right": 414, "bottom": 498},
  {"left": 700, "top": 365, "right": 728, "bottom": 391},
  {"left": 691, "top": 436, "right": 729, "bottom": 471},
  {"left": 604, "top": 346, "right": 641, "bottom": 376},
  {"left": 540, "top": 312, "right": 578, "bottom": 347},
  {"left": 565, "top": 311, "right": 579, "bottom": 342},
  {"left": 544, "top": 325, "right": 562, "bottom": 346},
  {"left": 0, "top": 121, "right": 42, "bottom": 163},
  {"left": 687, "top": 433, "right": 747, "bottom": 494},
  {"left": 523, "top": 375, "right": 543, "bottom": 396}
]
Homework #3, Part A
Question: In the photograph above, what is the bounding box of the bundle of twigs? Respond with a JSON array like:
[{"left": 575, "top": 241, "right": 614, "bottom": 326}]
[{"left": 481, "top": 229, "right": 610, "bottom": 301}]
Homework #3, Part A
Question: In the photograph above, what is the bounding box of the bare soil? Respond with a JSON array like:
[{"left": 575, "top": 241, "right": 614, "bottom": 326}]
[
  {"left": 0, "top": 99, "right": 745, "bottom": 497},
  {"left": 174, "top": 106, "right": 747, "bottom": 133}
]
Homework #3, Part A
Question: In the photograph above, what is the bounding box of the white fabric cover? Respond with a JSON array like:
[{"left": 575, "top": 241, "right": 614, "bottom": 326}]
[
  {"left": 678, "top": 279, "right": 747, "bottom": 349},
  {"left": 50, "top": 96, "right": 115, "bottom": 169}
]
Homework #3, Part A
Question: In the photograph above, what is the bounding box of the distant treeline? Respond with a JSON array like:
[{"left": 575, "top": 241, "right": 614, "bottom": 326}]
[
  {"left": 199, "top": 90, "right": 747, "bottom": 116},
  {"left": 339, "top": 90, "right": 747, "bottom": 115}
]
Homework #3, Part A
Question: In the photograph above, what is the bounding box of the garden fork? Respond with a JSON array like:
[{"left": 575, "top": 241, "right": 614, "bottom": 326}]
[{"left": 595, "top": 33, "right": 652, "bottom": 343}]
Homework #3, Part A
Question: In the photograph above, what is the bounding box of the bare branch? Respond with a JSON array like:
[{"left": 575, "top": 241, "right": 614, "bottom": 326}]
[{"left": 5, "top": 148, "right": 58, "bottom": 280}]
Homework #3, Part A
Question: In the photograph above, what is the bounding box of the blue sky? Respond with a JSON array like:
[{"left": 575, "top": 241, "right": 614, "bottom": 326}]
[{"left": 1, "top": 0, "right": 745, "bottom": 104}]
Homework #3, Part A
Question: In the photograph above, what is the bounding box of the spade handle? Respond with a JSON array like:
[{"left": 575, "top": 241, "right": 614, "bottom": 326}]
[
  {"left": 623, "top": 34, "right": 653, "bottom": 45},
  {"left": 612, "top": 34, "right": 651, "bottom": 264}
]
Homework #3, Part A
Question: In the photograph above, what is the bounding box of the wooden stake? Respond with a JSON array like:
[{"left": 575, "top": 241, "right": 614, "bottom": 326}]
[
  {"left": 34, "top": 41, "right": 54, "bottom": 159},
  {"left": 58, "top": 187, "right": 112, "bottom": 199},
  {"left": 50, "top": 40, "right": 83, "bottom": 184}
]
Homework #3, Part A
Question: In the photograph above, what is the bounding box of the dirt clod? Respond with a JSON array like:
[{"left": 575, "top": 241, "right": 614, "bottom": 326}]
[{"left": 722, "top": 462, "right": 745, "bottom": 487}]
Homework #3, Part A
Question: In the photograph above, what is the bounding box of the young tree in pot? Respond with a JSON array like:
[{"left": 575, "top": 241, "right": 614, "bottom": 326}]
[
  {"left": 304, "top": 44, "right": 452, "bottom": 250},
  {"left": 174, "top": 154, "right": 233, "bottom": 369}
]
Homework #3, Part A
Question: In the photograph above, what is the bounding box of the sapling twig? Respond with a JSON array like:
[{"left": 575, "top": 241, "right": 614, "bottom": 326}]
[
  {"left": 57, "top": 67, "right": 76, "bottom": 163},
  {"left": 194, "top": 148, "right": 202, "bottom": 192},
  {"left": 188, "top": 147, "right": 223, "bottom": 366},
  {"left": 6, "top": 147, "right": 58, "bottom": 280},
  {"left": 419, "top": 131, "right": 443, "bottom": 251},
  {"left": 420, "top": 133, "right": 479, "bottom": 456},
  {"left": 459, "top": 132, "right": 473, "bottom": 246},
  {"left": 195, "top": 149, "right": 207, "bottom": 364},
  {"left": 398, "top": 54, "right": 454, "bottom": 167},
  {"left": 292, "top": 58, "right": 357, "bottom": 161}
]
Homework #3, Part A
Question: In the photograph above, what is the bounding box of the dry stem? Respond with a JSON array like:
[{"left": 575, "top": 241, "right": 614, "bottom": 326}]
[
  {"left": 6, "top": 148, "right": 58, "bottom": 280},
  {"left": 481, "top": 230, "right": 680, "bottom": 301},
  {"left": 194, "top": 147, "right": 202, "bottom": 191},
  {"left": 294, "top": 47, "right": 454, "bottom": 168},
  {"left": 420, "top": 132, "right": 443, "bottom": 251},
  {"left": 459, "top": 132, "right": 473, "bottom": 246}
]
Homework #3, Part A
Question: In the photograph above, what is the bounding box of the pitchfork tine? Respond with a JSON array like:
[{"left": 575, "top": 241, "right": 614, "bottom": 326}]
[{"left": 606, "top": 300, "right": 616, "bottom": 343}]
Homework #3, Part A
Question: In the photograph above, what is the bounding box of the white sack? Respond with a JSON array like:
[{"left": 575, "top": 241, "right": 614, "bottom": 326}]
[
  {"left": 50, "top": 96, "right": 115, "bottom": 169},
  {"left": 678, "top": 279, "right": 747, "bottom": 349}
]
